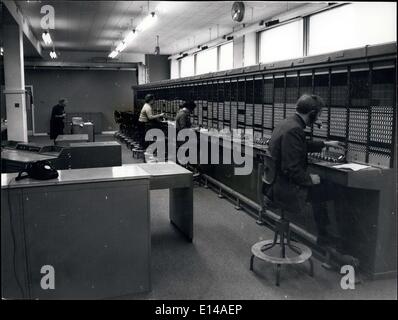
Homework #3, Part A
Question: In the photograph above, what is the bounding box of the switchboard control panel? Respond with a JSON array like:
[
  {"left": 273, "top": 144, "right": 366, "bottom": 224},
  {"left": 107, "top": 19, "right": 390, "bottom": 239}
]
[
  {"left": 308, "top": 146, "right": 346, "bottom": 163},
  {"left": 135, "top": 46, "right": 395, "bottom": 169},
  {"left": 254, "top": 137, "right": 269, "bottom": 146}
]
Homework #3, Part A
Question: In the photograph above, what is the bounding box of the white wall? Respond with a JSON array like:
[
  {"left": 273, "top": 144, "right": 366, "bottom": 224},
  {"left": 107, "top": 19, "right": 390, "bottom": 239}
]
[
  {"left": 243, "top": 32, "right": 257, "bottom": 67},
  {"left": 233, "top": 36, "right": 245, "bottom": 69}
]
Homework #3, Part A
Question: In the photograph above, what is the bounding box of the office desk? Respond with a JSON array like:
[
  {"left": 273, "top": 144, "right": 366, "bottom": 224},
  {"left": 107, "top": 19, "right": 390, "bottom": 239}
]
[
  {"left": 137, "top": 162, "right": 193, "bottom": 241},
  {"left": 71, "top": 122, "right": 94, "bottom": 142},
  {"left": 307, "top": 161, "right": 396, "bottom": 279},
  {"left": 1, "top": 149, "right": 60, "bottom": 173},
  {"left": 1, "top": 149, "right": 58, "bottom": 163},
  {"left": 2, "top": 166, "right": 151, "bottom": 300},
  {"left": 1, "top": 163, "right": 193, "bottom": 299},
  {"left": 55, "top": 134, "right": 89, "bottom": 146},
  {"left": 69, "top": 141, "right": 121, "bottom": 169}
]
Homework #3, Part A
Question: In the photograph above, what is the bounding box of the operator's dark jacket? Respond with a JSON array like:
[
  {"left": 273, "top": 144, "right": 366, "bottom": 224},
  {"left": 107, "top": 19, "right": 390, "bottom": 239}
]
[
  {"left": 175, "top": 108, "right": 192, "bottom": 133},
  {"left": 49, "top": 104, "right": 65, "bottom": 140},
  {"left": 267, "top": 114, "right": 325, "bottom": 212}
]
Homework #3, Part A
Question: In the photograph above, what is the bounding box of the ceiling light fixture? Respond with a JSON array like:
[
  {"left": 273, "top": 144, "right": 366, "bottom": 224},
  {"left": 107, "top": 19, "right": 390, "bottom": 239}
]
[
  {"left": 124, "top": 29, "right": 137, "bottom": 44},
  {"left": 108, "top": 50, "right": 119, "bottom": 59},
  {"left": 109, "top": 12, "right": 156, "bottom": 59},
  {"left": 49, "top": 50, "right": 57, "bottom": 59},
  {"left": 42, "top": 31, "right": 52, "bottom": 45},
  {"left": 136, "top": 12, "right": 157, "bottom": 32},
  {"left": 108, "top": 29, "right": 137, "bottom": 59},
  {"left": 115, "top": 41, "right": 127, "bottom": 52},
  {"left": 0, "top": 47, "right": 3, "bottom": 56},
  {"left": 154, "top": 35, "right": 160, "bottom": 55}
]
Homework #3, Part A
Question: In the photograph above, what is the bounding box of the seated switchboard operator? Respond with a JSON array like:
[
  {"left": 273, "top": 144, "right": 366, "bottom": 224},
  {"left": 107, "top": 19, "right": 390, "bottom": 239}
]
[
  {"left": 266, "top": 94, "right": 343, "bottom": 247},
  {"left": 50, "top": 98, "right": 67, "bottom": 142},
  {"left": 138, "top": 94, "right": 164, "bottom": 149},
  {"left": 175, "top": 101, "right": 196, "bottom": 133},
  {"left": 175, "top": 101, "right": 200, "bottom": 176}
]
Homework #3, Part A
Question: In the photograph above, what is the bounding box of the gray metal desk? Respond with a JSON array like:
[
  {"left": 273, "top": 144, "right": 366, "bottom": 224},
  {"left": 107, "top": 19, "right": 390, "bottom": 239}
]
[
  {"left": 1, "top": 162, "right": 193, "bottom": 299},
  {"left": 137, "top": 162, "right": 193, "bottom": 241},
  {"left": 71, "top": 122, "right": 94, "bottom": 142},
  {"left": 55, "top": 134, "right": 89, "bottom": 146},
  {"left": 1, "top": 149, "right": 58, "bottom": 163},
  {"left": 69, "top": 141, "right": 121, "bottom": 169},
  {"left": 2, "top": 166, "right": 150, "bottom": 299},
  {"left": 1, "top": 149, "right": 60, "bottom": 173}
]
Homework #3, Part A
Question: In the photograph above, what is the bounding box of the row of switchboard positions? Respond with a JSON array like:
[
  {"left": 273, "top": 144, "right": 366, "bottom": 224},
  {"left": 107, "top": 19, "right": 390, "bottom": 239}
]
[{"left": 134, "top": 43, "right": 396, "bottom": 168}]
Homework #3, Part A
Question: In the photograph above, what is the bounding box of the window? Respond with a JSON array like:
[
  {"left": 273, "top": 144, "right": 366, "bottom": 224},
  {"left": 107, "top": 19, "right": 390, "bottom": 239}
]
[
  {"left": 309, "top": 2, "right": 397, "bottom": 56},
  {"left": 219, "top": 42, "right": 233, "bottom": 71},
  {"left": 259, "top": 19, "right": 303, "bottom": 64},
  {"left": 170, "top": 59, "right": 179, "bottom": 79},
  {"left": 180, "top": 55, "right": 194, "bottom": 78},
  {"left": 196, "top": 47, "right": 217, "bottom": 75}
]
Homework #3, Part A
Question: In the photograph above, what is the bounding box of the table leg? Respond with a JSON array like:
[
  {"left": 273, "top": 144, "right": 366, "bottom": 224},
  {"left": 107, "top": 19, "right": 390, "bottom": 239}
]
[{"left": 169, "top": 184, "right": 193, "bottom": 242}]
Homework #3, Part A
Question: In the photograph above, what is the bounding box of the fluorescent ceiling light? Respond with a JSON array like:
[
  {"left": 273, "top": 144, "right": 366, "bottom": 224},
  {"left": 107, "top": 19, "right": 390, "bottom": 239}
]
[
  {"left": 108, "top": 50, "right": 119, "bottom": 59},
  {"left": 49, "top": 50, "right": 57, "bottom": 59},
  {"left": 115, "top": 41, "right": 127, "bottom": 52},
  {"left": 42, "top": 31, "right": 52, "bottom": 45},
  {"left": 124, "top": 30, "right": 137, "bottom": 44},
  {"left": 112, "top": 30, "right": 136, "bottom": 56},
  {"left": 0, "top": 47, "right": 3, "bottom": 56},
  {"left": 108, "top": 11, "right": 156, "bottom": 58},
  {"left": 136, "top": 12, "right": 157, "bottom": 32}
]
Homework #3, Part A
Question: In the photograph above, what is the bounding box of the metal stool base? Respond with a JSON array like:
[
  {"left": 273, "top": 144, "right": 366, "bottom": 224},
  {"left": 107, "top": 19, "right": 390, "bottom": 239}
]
[{"left": 250, "top": 239, "right": 314, "bottom": 286}]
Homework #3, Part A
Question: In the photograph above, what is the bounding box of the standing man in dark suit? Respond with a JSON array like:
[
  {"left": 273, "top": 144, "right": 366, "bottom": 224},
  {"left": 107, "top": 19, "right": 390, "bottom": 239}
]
[
  {"left": 50, "top": 98, "right": 67, "bottom": 143},
  {"left": 267, "top": 94, "right": 343, "bottom": 246}
]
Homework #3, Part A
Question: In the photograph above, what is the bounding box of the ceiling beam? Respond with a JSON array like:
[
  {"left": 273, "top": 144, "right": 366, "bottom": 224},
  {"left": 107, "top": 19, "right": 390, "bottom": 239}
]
[
  {"left": 24, "top": 60, "right": 138, "bottom": 71},
  {"left": 2, "top": 0, "right": 43, "bottom": 57}
]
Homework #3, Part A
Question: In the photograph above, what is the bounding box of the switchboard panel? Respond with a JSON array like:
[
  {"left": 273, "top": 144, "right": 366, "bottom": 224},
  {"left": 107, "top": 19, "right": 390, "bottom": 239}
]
[{"left": 134, "top": 44, "right": 396, "bottom": 168}]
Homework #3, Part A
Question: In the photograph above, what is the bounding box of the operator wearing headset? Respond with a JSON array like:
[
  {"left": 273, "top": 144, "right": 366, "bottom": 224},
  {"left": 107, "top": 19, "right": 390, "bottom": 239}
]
[{"left": 266, "top": 94, "right": 343, "bottom": 247}]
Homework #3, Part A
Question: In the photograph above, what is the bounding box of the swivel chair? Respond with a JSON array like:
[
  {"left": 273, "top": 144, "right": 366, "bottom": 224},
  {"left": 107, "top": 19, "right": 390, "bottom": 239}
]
[{"left": 250, "top": 152, "right": 314, "bottom": 286}]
